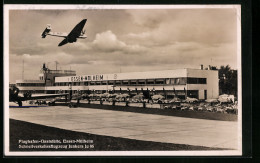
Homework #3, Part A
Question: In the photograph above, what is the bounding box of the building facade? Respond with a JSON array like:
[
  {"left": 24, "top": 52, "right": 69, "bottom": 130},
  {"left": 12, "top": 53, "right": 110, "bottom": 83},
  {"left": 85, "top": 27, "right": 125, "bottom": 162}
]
[
  {"left": 16, "top": 63, "right": 76, "bottom": 94},
  {"left": 16, "top": 67, "right": 219, "bottom": 100}
]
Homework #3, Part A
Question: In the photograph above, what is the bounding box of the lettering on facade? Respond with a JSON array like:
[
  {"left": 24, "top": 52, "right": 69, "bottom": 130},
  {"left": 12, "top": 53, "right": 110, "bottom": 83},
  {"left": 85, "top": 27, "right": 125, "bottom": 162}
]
[{"left": 71, "top": 75, "right": 104, "bottom": 82}]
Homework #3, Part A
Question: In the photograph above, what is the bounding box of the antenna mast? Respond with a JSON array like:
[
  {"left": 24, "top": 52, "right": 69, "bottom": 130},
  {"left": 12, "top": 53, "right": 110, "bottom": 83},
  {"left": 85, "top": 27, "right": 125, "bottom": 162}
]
[
  {"left": 22, "top": 60, "right": 24, "bottom": 80},
  {"left": 55, "top": 61, "right": 59, "bottom": 70}
]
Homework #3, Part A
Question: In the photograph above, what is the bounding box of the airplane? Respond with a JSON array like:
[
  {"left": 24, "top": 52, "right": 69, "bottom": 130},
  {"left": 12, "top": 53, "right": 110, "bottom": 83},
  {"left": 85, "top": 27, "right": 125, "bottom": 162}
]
[
  {"left": 9, "top": 85, "right": 69, "bottom": 107},
  {"left": 41, "top": 19, "right": 87, "bottom": 46}
]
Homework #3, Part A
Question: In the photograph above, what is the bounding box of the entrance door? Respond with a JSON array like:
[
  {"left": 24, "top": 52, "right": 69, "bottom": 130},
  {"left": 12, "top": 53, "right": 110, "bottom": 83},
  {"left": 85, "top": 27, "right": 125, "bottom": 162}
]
[{"left": 204, "top": 90, "right": 207, "bottom": 99}]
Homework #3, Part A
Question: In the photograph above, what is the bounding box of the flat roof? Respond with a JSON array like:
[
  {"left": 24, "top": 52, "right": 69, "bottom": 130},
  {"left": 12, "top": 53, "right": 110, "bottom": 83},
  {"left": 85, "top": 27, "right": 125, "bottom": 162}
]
[
  {"left": 16, "top": 80, "right": 45, "bottom": 84},
  {"left": 55, "top": 68, "right": 217, "bottom": 83}
]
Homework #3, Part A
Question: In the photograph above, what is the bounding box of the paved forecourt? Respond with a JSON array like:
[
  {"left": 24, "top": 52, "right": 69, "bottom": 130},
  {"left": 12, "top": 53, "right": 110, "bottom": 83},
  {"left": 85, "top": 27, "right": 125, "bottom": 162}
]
[{"left": 9, "top": 106, "right": 238, "bottom": 149}]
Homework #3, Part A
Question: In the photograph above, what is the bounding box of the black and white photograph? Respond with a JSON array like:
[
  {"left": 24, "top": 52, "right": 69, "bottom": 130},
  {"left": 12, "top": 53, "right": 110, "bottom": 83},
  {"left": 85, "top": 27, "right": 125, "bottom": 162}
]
[{"left": 4, "top": 5, "right": 242, "bottom": 156}]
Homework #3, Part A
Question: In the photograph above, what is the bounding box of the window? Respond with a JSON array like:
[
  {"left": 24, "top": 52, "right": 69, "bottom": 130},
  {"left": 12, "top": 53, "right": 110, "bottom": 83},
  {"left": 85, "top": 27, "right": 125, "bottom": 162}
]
[
  {"left": 108, "top": 81, "right": 114, "bottom": 85},
  {"left": 187, "top": 78, "right": 207, "bottom": 84},
  {"left": 115, "top": 81, "right": 121, "bottom": 85},
  {"left": 101, "top": 81, "right": 107, "bottom": 85},
  {"left": 179, "top": 78, "right": 187, "bottom": 84},
  {"left": 147, "top": 80, "right": 155, "bottom": 84},
  {"left": 187, "top": 90, "right": 199, "bottom": 98},
  {"left": 170, "top": 78, "right": 186, "bottom": 85},
  {"left": 130, "top": 80, "right": 137, "bottom": 85},
  {"left": 122, "top": 80, "right": 129, "bottom": 85},
  {"left": 198, "top": 78, "right": 207, "bottom": 84},
  {"left": 138, "top": 80, "right": 145, "bottom": 85},
  {"left": 187, "top": 78, "right": 197, "bottom": 84},
  {"left": 155, "top": 79, "right": 164, "bottom": 84},
  {"left": 95, "top": 82, "right": 101, "bottom": 85},
  {"left": 175, "top": 78, "right": 180, "bottom": 84},
  {"left": 166, "top": 79, "right": 170, "bottom": 84}
]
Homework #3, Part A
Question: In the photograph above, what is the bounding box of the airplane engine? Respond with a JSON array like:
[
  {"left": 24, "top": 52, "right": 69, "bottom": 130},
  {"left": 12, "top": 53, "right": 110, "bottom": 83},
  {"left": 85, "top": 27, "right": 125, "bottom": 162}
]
[{"left": 41, "top": 24, "right": 52, "bottom": 38}]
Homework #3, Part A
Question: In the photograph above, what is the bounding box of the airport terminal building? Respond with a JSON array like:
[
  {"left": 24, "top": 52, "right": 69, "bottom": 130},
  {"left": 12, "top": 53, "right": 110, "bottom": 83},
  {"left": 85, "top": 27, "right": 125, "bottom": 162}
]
[{"left": 16, "top": 65, "right": 219, "bottom": 100}]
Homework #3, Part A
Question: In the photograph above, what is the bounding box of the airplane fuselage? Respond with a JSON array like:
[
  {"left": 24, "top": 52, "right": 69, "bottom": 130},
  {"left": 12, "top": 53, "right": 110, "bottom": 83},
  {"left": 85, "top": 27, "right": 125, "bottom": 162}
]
[{"left": 42, "top": 19, "right": 87, "bottom": 46}]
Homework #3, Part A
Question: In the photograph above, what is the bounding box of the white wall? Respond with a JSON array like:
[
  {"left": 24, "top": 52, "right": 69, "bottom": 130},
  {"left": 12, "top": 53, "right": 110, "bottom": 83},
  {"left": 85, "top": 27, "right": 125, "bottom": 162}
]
[
  {"left": 55, "top": 69, "right": 188, "bottom": 82},
  {"left": 16, "top": 80, "right": 44, "bottom": 84},
  {"left": 187, "top": 69, "right": 218, "bottom": 99},
  {"left": 16, "top": 86, "right": 45, "bottom": 91}
]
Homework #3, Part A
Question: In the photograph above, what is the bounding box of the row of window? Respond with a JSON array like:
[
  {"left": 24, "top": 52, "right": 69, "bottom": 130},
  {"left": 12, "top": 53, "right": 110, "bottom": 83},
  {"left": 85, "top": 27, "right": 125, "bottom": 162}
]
[
  {"left": 16, "top": 83, "right": 45, "bottom": 87},
  {"left": 54, "top": 77, "right": 207, "bottom": 86},
  {"left": 18, "top": 90, "right": 45, "bottom": 94},
  {"left": 16, "top": 78, "right": 207, "bottom": 87}
]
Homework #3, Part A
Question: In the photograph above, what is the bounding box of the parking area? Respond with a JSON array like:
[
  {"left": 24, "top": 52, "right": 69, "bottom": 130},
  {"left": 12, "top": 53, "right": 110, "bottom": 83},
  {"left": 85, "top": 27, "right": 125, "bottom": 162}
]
[{"left": 9, "top": 106, "right": 239, "bottom": 149}]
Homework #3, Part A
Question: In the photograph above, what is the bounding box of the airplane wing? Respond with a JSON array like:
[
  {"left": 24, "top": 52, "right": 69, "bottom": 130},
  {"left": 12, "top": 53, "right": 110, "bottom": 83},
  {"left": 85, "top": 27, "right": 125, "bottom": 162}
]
[
  {"left": 58, "top": 38, "right": 69, "bottom": 47},
  {"left": 67, "top": 19, "right": 87, "bottom": 39},
  {"left": 47, "top": 32, "right": 68, "bottom": 38},
  {"left": 20, "top": 93, "right": 69, "bottom": 101}
]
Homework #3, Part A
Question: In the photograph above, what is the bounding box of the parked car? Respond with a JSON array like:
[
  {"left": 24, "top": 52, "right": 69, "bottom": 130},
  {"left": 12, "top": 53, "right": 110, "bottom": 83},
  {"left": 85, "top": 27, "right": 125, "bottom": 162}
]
[
  {"left": 189, "top": 106, "right": 194, "bottom": 111},
  {"left": 225, "top": 107, "right": 237, "bottom": 114},
  {"left": 163, "top": 105, "right": 170, "bottom": 109},
  {"left": 218, "top": 94, "right": 235, "bottom": 103},
  {"left": 163, "top": 99, "right": 170, "bottom": 104},
  {"left": 206, "top": 106, "right": 214, "bottom": 112},
  {"left": 216, "top": 107, "right": 225, "bottom": 113},
  {"left": 169, "top": 97, "right": 181, "bottom": 103},
  {"left": 185, "top": 97, "right": 199, "bottom": 103},
  {"left": 171, "top": 105, "right": 177, "bottom": 110},
  {"left": 152, "top": 99, "right": 162, "bottom": 104},
  {"left": 197, "top": 106, "right": 203, "bottom": 111},
  {"left": 197, "top": 103, "right": 206, "bottom": 111},
  {"left": 180, "top": 103, "right": 189, "bottom": 111},
  {"left": 193, "top": 106, "right": 198, "bottom": 111}
]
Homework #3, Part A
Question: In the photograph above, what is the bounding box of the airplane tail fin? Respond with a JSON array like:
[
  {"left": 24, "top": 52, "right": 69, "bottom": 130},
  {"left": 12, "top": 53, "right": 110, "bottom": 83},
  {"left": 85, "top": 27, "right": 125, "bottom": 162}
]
[{"left": 41, "top": 24, "right": 51, "bottom": 38}]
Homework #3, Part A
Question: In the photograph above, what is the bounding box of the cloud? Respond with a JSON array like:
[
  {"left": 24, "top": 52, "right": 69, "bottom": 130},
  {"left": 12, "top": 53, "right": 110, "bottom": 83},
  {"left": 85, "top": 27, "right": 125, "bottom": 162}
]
[
  {"left": 127, "top": 32, "right": 151, "bottom": 39},
  {"left": 92, "top": 30, "right": 126, "bottom": 52},
  {"left": 92, "top": 30, "right": 147, "bottom": 54},
  {"left": 125, "top": 10, "right": 167, "bottom": 29},
  {"left": 8, "top": 8, "right": 239, "bottom": 83},
  {"left": 125, "top": 9, "right": 237, "bottom": 47}
]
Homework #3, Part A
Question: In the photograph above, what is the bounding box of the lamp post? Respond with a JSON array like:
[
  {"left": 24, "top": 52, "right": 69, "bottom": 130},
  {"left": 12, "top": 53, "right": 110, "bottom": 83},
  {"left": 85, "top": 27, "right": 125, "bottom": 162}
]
[
  {"left": 112, "top": 85, "right": 116, "bottom": 94},
  {"left": 127, "top": 88, "right": 131, "bottom": 95},
  {"left": 149, "top": 89, "right": 152, "bottom": 101},
  {"left": 173, "top": 87, "right": 175, "bottom": 98},
  {"left": 184, "top": 87, "right": 187, "bottom": 99},
  {"left": 68, "top": 83, "right": 72, "bottom": 102},
  {"left": 163, "top": 87, "right": 166, "bottom": 99},
  {"left": 77, "top": 89, "right": 80, "bottom": 105}
]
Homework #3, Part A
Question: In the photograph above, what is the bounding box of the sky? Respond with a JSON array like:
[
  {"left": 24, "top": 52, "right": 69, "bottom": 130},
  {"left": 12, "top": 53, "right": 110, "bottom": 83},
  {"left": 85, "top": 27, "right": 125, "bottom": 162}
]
[{"left": 8, "top": 6, "right": 240, "bottom": 83}]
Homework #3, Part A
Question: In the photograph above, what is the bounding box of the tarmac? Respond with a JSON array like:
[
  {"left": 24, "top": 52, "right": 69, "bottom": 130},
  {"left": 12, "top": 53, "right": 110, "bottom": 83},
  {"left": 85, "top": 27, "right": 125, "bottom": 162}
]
[{"left": 9, "top": 105, "right": 239, "bottom": 149}]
